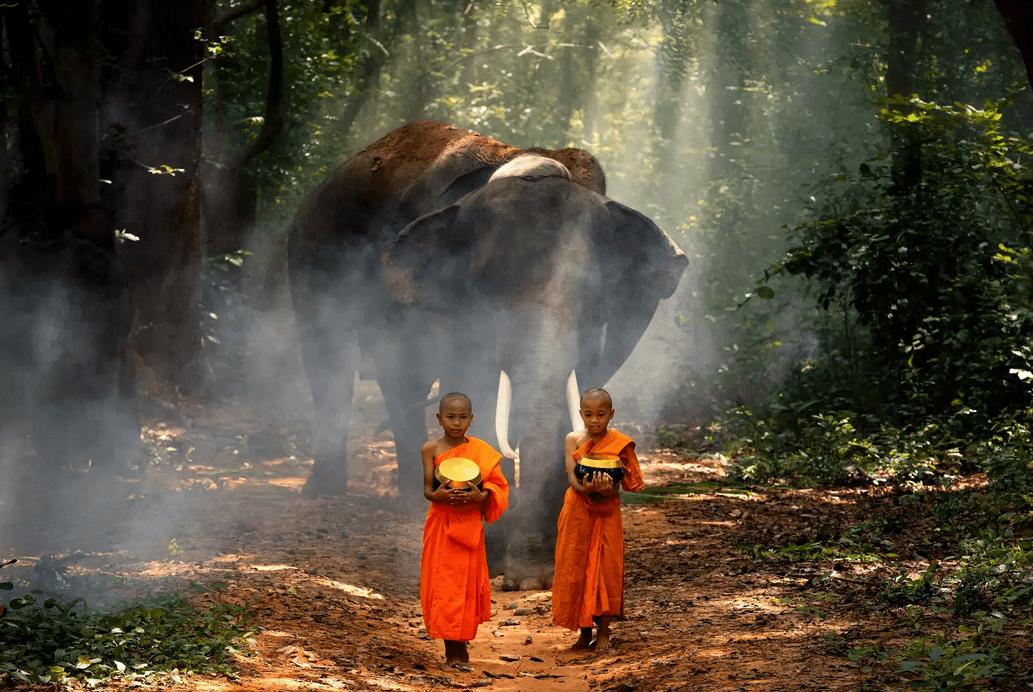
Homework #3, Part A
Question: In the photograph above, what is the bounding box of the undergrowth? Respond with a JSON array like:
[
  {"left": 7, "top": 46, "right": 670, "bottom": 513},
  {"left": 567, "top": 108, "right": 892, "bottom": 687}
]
[
  {"left": 663, "top": 400, "right": 1033, "bottom": 689},
  {"left": 0, "top": 561, "right": 251, "bottom": 686}
]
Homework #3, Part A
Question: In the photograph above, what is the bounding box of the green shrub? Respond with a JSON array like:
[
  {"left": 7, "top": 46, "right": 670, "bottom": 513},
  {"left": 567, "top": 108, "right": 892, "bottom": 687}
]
[
  {"left": 730, "top": 92, "right": 1033, "bottom": 436},
  {"left": 0, "top": 563, "right": 250, "bottom": 686}
]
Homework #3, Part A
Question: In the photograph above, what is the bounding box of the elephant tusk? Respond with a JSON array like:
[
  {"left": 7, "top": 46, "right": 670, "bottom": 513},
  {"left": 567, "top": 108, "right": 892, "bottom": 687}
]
[
  {"left": 496, "top": 370, "right": 520, "bottom": 460},
  {"left": 567, "top": 370, "right": 585, "bottom": 434}
]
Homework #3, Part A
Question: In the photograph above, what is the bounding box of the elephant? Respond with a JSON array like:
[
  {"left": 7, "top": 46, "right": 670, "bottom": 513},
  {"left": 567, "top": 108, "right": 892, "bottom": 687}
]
[{"left": 287, "top": 120, "right": 687, "bottom": 589}]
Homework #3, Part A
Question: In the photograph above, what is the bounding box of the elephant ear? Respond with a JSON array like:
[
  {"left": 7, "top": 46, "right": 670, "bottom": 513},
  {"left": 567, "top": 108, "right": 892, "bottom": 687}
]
[
  {"left": 382, "top": 205, "right": 470, "bottom": 309},
  {"left": 592, "top": 200, "right": 689, "bottom": 384},
  {"left": 605, "top": 200, "right": 687, "bottom": 298},
  {"left": 436, "top": 165, "right": 498, "bottom": 207}
]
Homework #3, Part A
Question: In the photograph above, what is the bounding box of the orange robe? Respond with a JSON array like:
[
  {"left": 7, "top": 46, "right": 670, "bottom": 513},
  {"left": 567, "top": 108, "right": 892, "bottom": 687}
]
[
  {"left": 421, "top": 437, "right": 509, "bottom": 641},
  {"left": 552, "top": 429, "right": 643, "bottom": 631}
]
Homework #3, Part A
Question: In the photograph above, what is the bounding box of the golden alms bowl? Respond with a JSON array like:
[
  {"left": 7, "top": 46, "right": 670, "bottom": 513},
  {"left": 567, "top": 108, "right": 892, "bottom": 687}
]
[
  {"left": 574, "top": 452, "right": 625, "bottom": 485},
  {"left": 434, "top": 457, "right": 483, "bottom": 491}
]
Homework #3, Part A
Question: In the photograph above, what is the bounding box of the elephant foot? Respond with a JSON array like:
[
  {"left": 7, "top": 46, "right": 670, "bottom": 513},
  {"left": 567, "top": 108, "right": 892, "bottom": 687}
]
[
  {"left": 500, "top": 566, "right": 554, "bottom": 592},
  {"left": 497, "top": 528, "right": 556, "bottom": 590},
  {"left": 302, "top": 465, "right": 349, "bottom": 497}
]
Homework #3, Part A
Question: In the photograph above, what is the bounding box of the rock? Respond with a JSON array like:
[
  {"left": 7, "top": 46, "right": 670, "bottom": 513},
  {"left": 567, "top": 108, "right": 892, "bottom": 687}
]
[
  {"left": 505, "top": 601, "right": 520, "bottom": 610},
  {"left": 514, "top": 607, "right": 533, "bottom": 615},
  {"left": 500, "top": 654, "right": 520, "bottom": 662},
  {"left": 524, "top": 636, "right": 533, "bottom": 645},
  {"left": 499, "top": 618, "right": 521, "bottom": 626}
]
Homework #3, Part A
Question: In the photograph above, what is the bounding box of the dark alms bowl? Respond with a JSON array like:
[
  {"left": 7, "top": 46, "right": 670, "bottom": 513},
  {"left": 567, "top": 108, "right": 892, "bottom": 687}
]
[{"left": 574, "top": 452, "right": 625, "bottom": 485}]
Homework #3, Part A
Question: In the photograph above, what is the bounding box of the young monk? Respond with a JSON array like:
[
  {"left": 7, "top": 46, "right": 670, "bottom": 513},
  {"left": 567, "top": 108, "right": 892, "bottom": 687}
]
[
  {"left": 420, "top": 392, "right": 509, "bottom": 664},
  {"left": 552, "top": 387, "right": 644, "bottom": 652}
]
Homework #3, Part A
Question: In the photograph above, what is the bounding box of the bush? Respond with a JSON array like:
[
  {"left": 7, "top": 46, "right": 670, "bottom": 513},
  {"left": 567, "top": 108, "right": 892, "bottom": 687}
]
[
  {"left": 742, "top": 93, "right": 1033, "bottom": 432},
  {"left": 0, "top": 562, "right": 250, "bottom": 686}
]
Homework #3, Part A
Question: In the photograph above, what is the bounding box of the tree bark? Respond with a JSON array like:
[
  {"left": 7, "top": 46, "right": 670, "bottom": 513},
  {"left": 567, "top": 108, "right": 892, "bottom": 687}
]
[
  {"left": 879, "top": 0, "right": 925, "bottom": 194},
  {"left": 881, "top": 0, "right": 925, "bottom": 100},
  {"left": 0, "top": 1, "right": 139, "bottom": 480},
  {"left": 337, "top": 0, "right": 386, "bottom": 139},
  {"left": 201, "top": 0, "right": 282, "bottom": 262},
  {"left": 707, "top": 0, "right": 748, "bottom": 183},
  {"left": 993, "top": 0, "right": 1033, "bottom": 88},
  {"left": 99, "top": 0, "right": 207, "bottom": 393}
]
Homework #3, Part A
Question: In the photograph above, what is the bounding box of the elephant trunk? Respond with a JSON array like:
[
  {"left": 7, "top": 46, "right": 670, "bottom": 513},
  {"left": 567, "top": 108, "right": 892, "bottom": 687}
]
[{"left": 497, "top": 369, "right": 584, "bottom": 468}]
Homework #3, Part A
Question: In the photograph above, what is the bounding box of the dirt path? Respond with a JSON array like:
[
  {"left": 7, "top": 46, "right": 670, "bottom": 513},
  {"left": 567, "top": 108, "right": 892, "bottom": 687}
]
[{"left": 4, "top": 395, "right": 885, "bottom": 691}]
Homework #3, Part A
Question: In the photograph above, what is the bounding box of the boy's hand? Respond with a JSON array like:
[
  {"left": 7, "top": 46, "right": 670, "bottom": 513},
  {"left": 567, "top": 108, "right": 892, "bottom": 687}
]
[
  {"left": 583, "top": 471, "right": 615, "bottom": 495},
  {"left": 463, "top": 485, "right": 488, "bottom": 505},
  {"left": 433, "top": 484, "right": 485, "bottom": 506},
  {"left": 430, "top": 484, "right": 456, "bottom": 504}
]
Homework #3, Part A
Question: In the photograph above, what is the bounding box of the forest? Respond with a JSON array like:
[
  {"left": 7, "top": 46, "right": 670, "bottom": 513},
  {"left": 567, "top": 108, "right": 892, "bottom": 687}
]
[{"left": 2, "top": 0, "right": 1033, "bottom": 690}]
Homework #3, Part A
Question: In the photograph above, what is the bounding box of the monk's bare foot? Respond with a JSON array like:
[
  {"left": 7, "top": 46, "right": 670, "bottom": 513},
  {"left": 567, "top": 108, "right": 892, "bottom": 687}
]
[
  {"left": 444, "top": 640, "right": 469, "bottom": 663},
  {"left": 593, "top": 617, "right": 612, "bottom": 652},
  {"left": 571, "top": 635, "right": 593, "bottom": 651},
  {"left": 571, "top": 627, "right": 593, "bottom": 651}
]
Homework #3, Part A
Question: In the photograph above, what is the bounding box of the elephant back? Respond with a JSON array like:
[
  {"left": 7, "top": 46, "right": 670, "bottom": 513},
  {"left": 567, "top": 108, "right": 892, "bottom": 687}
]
[
  {"left": 291, "top": 121, "right": 609, "bottom": 252},
  {"left": 525, "top": 147, "right": 605, "bottom": 196}
]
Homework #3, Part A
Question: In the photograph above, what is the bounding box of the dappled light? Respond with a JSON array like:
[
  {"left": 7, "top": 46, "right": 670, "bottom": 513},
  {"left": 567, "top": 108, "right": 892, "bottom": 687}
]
[{"left": 3, "top": 0, "right": 1033, "bottom": 690}]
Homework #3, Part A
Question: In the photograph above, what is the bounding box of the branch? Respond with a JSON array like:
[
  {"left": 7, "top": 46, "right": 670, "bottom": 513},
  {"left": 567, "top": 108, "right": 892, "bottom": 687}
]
[
  {"left": 227, "top": 0, "right": 283, "bottom": 169},
  {"left": 336, "top": 0, "right": 387, "bottom": 139},
  {"left": 100, "top": 113, "right": 186, "bottom": 146},
  {"left": 209, "top": 0, "right": 268, "bottom": 37}
]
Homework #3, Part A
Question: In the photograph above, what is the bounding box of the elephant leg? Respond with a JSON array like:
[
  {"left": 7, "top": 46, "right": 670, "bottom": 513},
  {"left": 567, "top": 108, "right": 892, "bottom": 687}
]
[
  {"left": 369, "top": 319, "right": 438, "bottom": 505},
  {"left": 495, "top": 376, "right": 570, "bottom": 591},
  {"left": 298, "top": 317, "right": 359, "bottom": 496},
  {"left": 500, "top": 451, "right": 567, "bottom": 591}
]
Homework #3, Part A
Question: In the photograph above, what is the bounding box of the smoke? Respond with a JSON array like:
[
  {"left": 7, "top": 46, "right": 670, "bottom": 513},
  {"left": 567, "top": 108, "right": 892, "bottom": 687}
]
[
  {"left": 0, "top": 0, "right": 837, "bottom": 599},
  {"left": 0, "top": 234, "right": 140, "bottom": 559}
]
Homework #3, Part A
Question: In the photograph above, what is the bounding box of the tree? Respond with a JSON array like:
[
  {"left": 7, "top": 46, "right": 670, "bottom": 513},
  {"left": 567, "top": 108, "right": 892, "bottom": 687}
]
[
  {"left": 993, "top": 0, "right": 1033, "bottom": 88},
  {"left": 202, "top": 0, "right": 282, "bottom": 266},
  {"left": 0, "top": 0, "right": 137, "bottom": 482},
  {"left": 653, "top": 0, "right": 699, "bottom": 181},
  {"left": 99, "top": 0, "right": 208, "bottom": 393}
]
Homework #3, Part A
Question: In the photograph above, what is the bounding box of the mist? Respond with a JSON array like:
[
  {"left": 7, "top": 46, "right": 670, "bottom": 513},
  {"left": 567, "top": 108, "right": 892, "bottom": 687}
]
[{"left": 2, "top": 0, "right": 1029, "bottom": 612}]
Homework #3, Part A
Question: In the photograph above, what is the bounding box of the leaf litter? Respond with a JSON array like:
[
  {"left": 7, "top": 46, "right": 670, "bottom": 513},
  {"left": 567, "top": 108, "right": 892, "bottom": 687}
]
[{"left": 6, "top": 387, "right": 1013, "bottom": 691}]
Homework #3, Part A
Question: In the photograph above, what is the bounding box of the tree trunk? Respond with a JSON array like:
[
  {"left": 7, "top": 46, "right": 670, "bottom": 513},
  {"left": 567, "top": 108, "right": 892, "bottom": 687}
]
[
  {"left": 0, "top": 0, "right": 139, "bottom": 483},
  {"left": 880, "top": 0, "right": 925, "bottom": 194},
  {"left": 200, "top": 165, "right": 258, "bottom": 259},
  {"left": 99, "top": 0, "right": 207, "bottom": 393},
  {"left": 201, "top": 0, "right": 281, "bottom": 273},
  {"left": 881, "top": 0, "right": 924, "bottom": 100},
  {"left": 580, "top": 16, "right": 601, "bottom": 140},
  {"left": 707, "top": 0, "right": 749, "bottom": 183},
  {"left": 993, "top": 0, "right": 1033, "bottom": 88},
  {"left": 337, "top": 0, "right": 386, "bottom": 140}
]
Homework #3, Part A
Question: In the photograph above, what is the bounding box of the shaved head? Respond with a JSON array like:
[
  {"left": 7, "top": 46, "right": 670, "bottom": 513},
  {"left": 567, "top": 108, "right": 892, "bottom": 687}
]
[
  {"left": 439, "top": 391, "right": 472, "bottom": 413},
  {"left": 580, "top": 388, "right": 612, "bottom": 409}
]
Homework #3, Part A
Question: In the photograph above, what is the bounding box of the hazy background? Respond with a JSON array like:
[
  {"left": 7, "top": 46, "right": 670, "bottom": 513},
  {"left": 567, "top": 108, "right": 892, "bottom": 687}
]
[{"left": 2, "top": 0, "right": 1030, "bottom": 558}]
